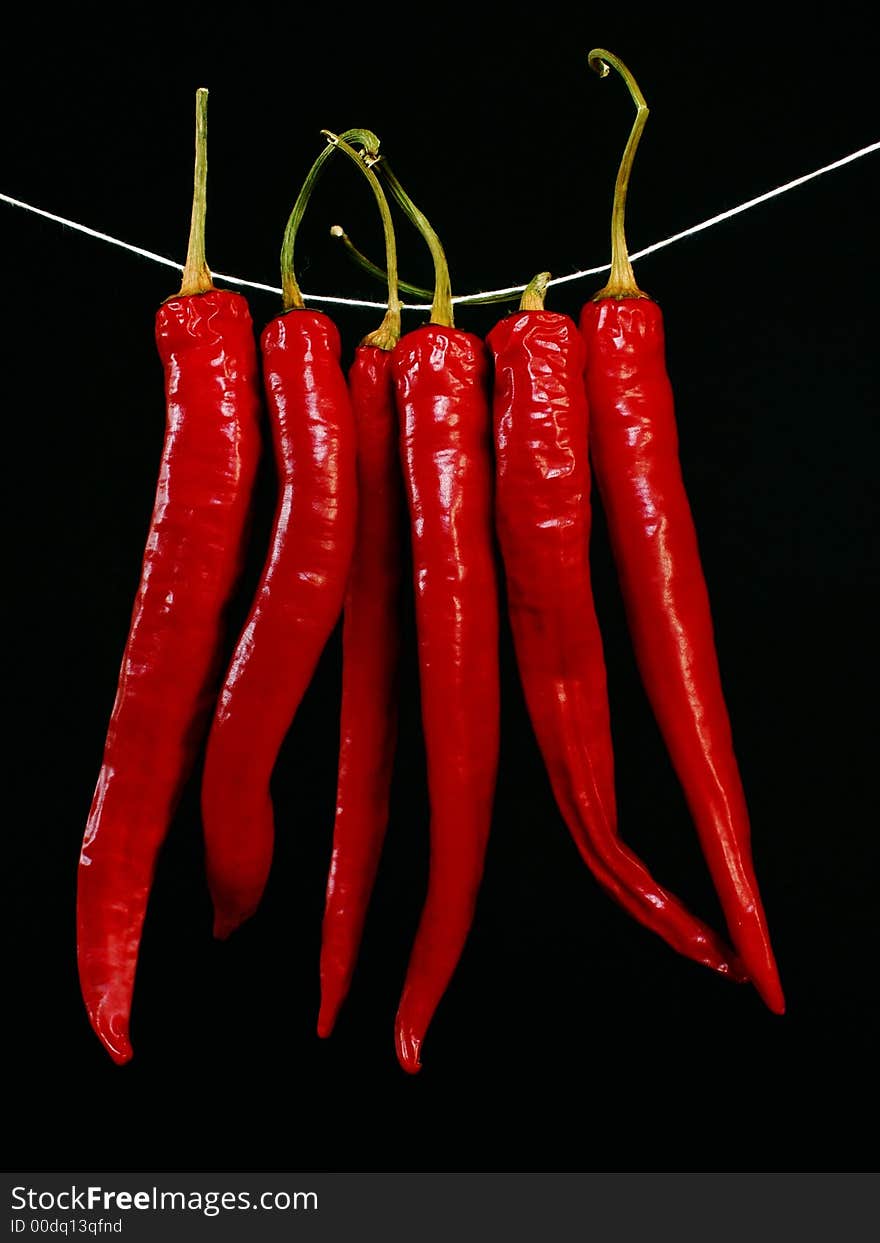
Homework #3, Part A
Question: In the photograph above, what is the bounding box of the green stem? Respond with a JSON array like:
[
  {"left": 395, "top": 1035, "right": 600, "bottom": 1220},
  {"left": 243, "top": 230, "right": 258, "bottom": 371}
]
[
  {"left": 588, "top": 48, "right": 650, "bottom": 300},
  {"left": 330, "top": 225, "right": 433, "bottom": 299},
  {"left": 279, "top": 127, "right": 382, "bottom": 311},
  {"left": 178, "top": 88, "right": 214, "bottom": 296},
  {"left": 520, "top": 271, "right": 550, "bottom": 311},
  {"left": 377, "top": 160, "right": 454, "bottom": 327},
  {"left": 329, "top": 224, "right": 523, "bottom": 307},
  {"left": 322, "top": 131, "right": 401, "bottom": 349}
]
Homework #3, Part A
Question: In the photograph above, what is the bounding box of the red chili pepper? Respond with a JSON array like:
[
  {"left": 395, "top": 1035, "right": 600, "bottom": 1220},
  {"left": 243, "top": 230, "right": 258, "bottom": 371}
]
[
  {"left": 488, "top": 274, "right": 743, "bottom": 977},
  {"left": 318, "top": 134, "right": 405, "bottom": 1037},
  {"left": 318, "top": 344, "right": 402, "bottom": 1035},
  {"left": 201, "top": 138, "right": 360, "bottom": 938},
  {"left": 580, "top": 50, "right": 784, "bottom": 1012},
  {"left": 77, "top": 91, "right": 263, "bottom": 1063},
  {"left": 378, "top": 161, "right": 500, "bottom": 1073},
  {"left": 393, "top": 324, "right": 498, "bottom": 1072}
]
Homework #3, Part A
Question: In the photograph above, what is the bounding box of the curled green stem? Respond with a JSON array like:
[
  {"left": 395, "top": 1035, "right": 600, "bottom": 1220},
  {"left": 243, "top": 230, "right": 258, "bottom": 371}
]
[
  {"left": 279, "top": 127, "right": 382, "bottom": 311},
  {"left": 321, "top": 132, "right": 400, "bottom": 349},
  {"left": 178, "top": 88, "right": 214, "bottom": 297},
  {"left": 588, "top": 48, "right": 650, "bottom": 300}
]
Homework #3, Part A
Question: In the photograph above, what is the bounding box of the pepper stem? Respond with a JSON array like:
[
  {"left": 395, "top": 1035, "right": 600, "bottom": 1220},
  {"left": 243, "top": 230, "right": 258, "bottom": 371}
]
[
  {"left": 588, "top": 48, "right": 650, "bottom": 300},
  {"left": 330, "top": 225, "right": 434, "bottom": 299},
  {"left": 376, "top": 161, "right": 454, "bottom": 327},
  {"left": 279, "top": 127, "right": 382, "bottom": 311},
  {"left": 328, "top": 225, "right": 525, "bottom": 307},
  {"left": 177, "top": 88, "right": 214, "bottom": 297},
  {"left": 519, "top": 271, "right": 550, "bottom": 311},
  {"left": 322, "top": 132, "right": 401, "bottom": 349}
]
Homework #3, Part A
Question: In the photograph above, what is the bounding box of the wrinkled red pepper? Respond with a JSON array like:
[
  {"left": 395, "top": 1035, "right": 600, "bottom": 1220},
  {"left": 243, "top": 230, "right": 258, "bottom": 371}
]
[
  {"left": 201, "top": 310, "right": 356, "bottom": 935},
  {"left": 393, "top": 321, "right": 499, "bottom": 1072},
  {"left": 201, "top": 138, "right": 361, "bottom": 938},
  {"left": 77, "top": 91, "right": 263, "bottom": 1062},
  {"left": 488, "top": 274, "right": 743, "bottom": 977},
  {"left": 580, "top": 49, "right": 784, "bottom": 1012},
  {"left": 376, "top": 158, "right": 500, "bottom": 1073}
]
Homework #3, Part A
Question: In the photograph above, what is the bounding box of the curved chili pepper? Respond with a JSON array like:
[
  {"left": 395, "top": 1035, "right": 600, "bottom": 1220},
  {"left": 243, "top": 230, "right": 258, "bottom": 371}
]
[
  {"left": 318, "top": 134, "right": 404, "bottom": 1037},
  {"left": 200, "top": 137, "right": 358, "bottom": 938},
  {"left": 580, "top": 50, "right": 784, "bottom": 1012},
  {"left": 393, "top": 324, "right": 498, "bottom": 1072},
  {"left": 77, "top": 90, "right": 263, "bottom": 1063},
  {"left": 379, "top": 160, "right": 500, "bottom": 1073},
  {"left": 488, "top": 275, "right": 743, "bottom": 977},
  {"left": 318, "top": 344, "right": 402, "bottom": 1035}
]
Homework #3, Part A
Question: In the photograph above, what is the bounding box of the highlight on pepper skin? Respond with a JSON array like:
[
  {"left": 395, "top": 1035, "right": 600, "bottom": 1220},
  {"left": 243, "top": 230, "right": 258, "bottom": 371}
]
[
  {"left": 395, "top": 1024, "right": 423, "bottom": 1076},
  {"left": 79, "top": 970, "right": 135, "bottom": 1067}
]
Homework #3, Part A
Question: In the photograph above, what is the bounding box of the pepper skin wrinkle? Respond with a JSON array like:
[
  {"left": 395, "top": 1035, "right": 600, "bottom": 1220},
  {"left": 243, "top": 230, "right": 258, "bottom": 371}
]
[
  {"left": 580, "top": 297, "right": 784, "bottom": 1013},
  {"left": 393, "top": 326, "right": 500, "bottom": 1074},
  {"left": 318, "top": 346, "right": 403, "bottom": 1037},
  {"left": 489, "top": 308, "right": 742, "bottom": 976},
  {"left": 201, "top": 310, "right": 357, "bottom": 938},
  {"left": 77, "top": 289, "right": 262, "bottom": 1064}
]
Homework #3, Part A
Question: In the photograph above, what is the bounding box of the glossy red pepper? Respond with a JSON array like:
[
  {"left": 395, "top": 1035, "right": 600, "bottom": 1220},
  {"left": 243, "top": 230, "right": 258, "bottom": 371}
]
[
  {"left": 580, "top": 50, "right": 783, "bottom": 1012},
  {"left": 318, "top": 345, "right": 403, "bottom": 1036},
  {"left": 200, "top": 135, "right": 370, "bottom": 939},
  {"left": 363, "top": 157, "right": 500, "bottom": 1073},
  {"left": 488, "top": 278, "right": 742, "bottom": 977},
  {"left": 318, "top": 132, "right": 405, "bottom": 1038},
  {"left": 77, "top": 91, "right": 262, "bottom": 1063},
  {"left": 201, "top": 308, "right": 357, "bottom": 936},
  {"left": 392, "top": 322, "right": 500, "bottom": 1073}
]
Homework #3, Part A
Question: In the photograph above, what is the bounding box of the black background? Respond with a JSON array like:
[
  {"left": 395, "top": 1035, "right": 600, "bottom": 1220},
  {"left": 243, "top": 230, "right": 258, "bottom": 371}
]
[{"left": 4, "top": 10, "right": 878, "bottom": 1172}]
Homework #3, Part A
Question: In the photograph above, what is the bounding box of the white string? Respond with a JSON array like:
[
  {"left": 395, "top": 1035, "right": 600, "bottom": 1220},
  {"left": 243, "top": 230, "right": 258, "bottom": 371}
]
[{"left": 2, "top": 139, "right": 877, "bottom": 310}]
